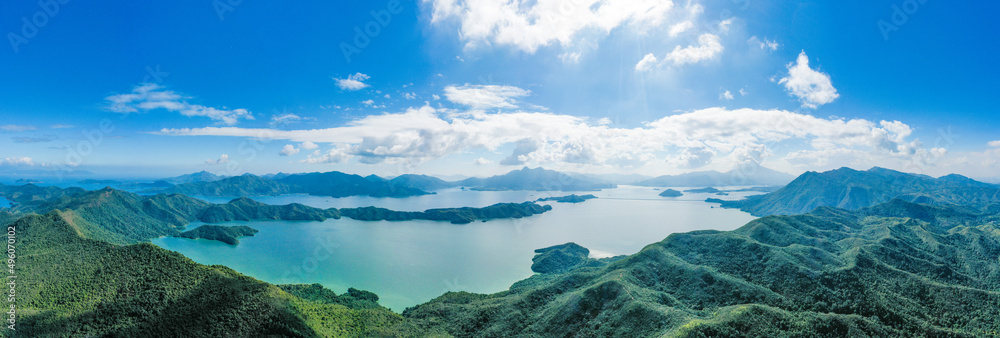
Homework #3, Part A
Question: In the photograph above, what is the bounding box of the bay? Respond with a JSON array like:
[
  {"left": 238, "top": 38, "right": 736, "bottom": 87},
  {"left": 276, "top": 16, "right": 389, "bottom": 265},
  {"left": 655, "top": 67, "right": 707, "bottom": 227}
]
[{"left": 153, "top": 186, "right": 759, "bottom": 312}]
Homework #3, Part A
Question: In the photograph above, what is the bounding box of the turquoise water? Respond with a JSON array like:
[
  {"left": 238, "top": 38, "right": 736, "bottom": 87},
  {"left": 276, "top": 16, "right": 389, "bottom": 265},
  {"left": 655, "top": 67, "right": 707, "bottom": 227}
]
[
  {"left": 153, "top": 186, "right": 758, "bottom": 312},
  {"left": 0, "top": 197, "right": 9, "bottom": 208}
]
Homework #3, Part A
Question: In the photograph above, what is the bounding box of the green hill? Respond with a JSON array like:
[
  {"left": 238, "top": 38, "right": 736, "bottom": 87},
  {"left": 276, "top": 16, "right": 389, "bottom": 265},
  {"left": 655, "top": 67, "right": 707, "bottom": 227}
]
[
  {"left": 717, "top": 167, "right": 1000, "bottom": 216},
  {"left": 162, "top": 174, "right": 294, "bottom": 197},
  {"left": 10, "top": 212, "right": 405, "bottom": 337},
  {"left": 400, "top": 199, "right": 1000, "bottom": 336},
  {"left": 457, "top": 167, "right": 616, "bottom": 191}
]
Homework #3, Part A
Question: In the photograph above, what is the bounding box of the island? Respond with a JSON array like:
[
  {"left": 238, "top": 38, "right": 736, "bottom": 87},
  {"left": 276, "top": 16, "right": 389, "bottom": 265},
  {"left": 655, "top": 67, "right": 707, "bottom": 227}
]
[
  {"left": 684, "top": 187, "right": 721, "bottom": 193},
  {"left": 658, "top": 189, "right": 683, "bottom": 197},
  {"left": 340, "top": 202, "right": 552, "bottom": 224},
  {"left": 176, "top": 224, "right": 259, "bottom": 245},
  {"left": 536, "top": 194, "right": 597, "bottom": 203},
  {"left": 78, "top": 179, "right": 121, "bottom": 185}
]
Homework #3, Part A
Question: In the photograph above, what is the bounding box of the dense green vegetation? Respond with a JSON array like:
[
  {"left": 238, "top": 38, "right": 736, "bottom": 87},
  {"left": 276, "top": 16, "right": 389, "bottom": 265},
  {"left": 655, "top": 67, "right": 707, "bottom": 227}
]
[
  {"left": 162, "top": 174, "right": 295, "bottom": 196},
  {"left": 159, "top": 171, "right": 431, "bottom": 198},
  {"left": 717, "top": 167, "right": 1000, "bottom": 216},
  {"left": 530, "top": 243, "right": 593, "bottom": 273},
  {"left": 659, "top": 189, "right": 683, "bottom": 197},
  {"left": 177, "top": 224, "right": 259, "bottom": 245},
  {"left": 536, "top": 194, "right": 597, "bottom": 203},
  {"left": 340, "top": 202, "right": 552, "bottom": 224},
  {"left": 9, "top": 212, "right": 405, "bottom": 337},
  {"left": 401, "top": 199, "right": 1000, "bottom": 336},
  {"left": 198, "top": 197, "right": 341, "bottom": 223}
]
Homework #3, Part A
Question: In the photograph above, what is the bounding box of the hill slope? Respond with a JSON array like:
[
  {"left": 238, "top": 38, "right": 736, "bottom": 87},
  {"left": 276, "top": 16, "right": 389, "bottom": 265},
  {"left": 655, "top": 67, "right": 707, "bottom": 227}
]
[
  {"left": 717, "top": 167, "right": 1000, "bottom": 216},
  {"left": 12, "top": 212, "right": 406, "bottom": 337},
  {"left": 401, "top": 200, "right": 1000, "bottom": 336}
]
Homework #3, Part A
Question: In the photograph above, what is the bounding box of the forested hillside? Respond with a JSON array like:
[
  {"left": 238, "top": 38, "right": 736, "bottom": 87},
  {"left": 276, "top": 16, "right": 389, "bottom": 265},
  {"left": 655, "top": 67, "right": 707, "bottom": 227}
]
[{"left": 401, "top": 199, "right": 1000, "bottom": 336}]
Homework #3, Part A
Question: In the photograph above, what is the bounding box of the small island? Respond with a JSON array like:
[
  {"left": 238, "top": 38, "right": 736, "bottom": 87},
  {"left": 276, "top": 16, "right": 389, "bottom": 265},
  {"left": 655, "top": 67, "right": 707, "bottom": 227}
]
[
  {"left": 177, "top": 225, "right": 259, "bottom": 245},
  {"left": 684, "top": 187, "right": 721, "bottom": 193},
  {"left": 658, "top": 189, "right": 683, "bottom": 197},
  {"left": 531, "top": 243, "right": 591, "bottom": 274},
  {"left": 536, "top": 194, "right": 597, "bottom": 203}
]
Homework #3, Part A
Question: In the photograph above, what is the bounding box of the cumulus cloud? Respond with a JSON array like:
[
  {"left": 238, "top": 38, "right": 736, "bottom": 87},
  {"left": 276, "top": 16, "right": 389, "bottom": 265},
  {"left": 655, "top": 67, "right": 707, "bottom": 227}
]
[
  {"left": 989, "top": 140, "right": 1000, "bottom": 148},
  {"left": 158, "top": 104, "right": 936, "bottom": 172},
  {"left": 105, "top": 84, "right": 253, "bottom": 125},
  {"left": 779, "top": 51, "right": 839, "bottom": 109},
  {"left": 205, "top": 154, "right": 230, "bottom": 165},
  {"left": 664, "top": 33, "right": 723, "bottom": 65},
  {"left": 474, "top": 157, "right": 493, "bottom": 165},
  {"left": 280, "top": 144, "right": 300, "bottom": 156},
  {"left": 635, "top": 53, "right": 659, "bottom": 72},
  {"left": 444, "top": 84, "right": 531, "bottom": 109},
  {"left": 335, "top": 73, "right": 371, "bottom": 90},
  {"left": 720, "top": 90, "right": 734, "bottom": 100},
  {"left": 301, "top": 141, "right": 319, "bottom": 150},
  {"left": 426, "top": 0, "right": 674, "bottom": 55}
]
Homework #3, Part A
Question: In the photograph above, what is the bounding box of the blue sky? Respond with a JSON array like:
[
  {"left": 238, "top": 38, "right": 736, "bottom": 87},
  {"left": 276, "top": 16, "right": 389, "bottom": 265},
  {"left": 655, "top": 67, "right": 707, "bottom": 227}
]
[{"left": 1, "top": 0, "right": 998, "bottom": 180}]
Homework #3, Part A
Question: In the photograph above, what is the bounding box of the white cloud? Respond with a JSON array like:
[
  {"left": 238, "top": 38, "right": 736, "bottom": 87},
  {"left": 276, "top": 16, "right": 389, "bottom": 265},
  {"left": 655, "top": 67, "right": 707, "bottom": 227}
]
[
  {"left": 404, "top": 92, "right": 417, "bottom": 100},
  {"left": 0, "top": 125, "right": 36, "bottom": 132},
  {"left": 280, "top": 144, "right": 300, "bottom": 156},
  {"left": 0, "top": 157, "right": 35, "bottom": 166},
  {"left": 426, "top": 0, "right": 675, "bottom": 56},
  {"left": 748, "top": 35, "right": 779, "bottom": 51},
  {"left": 474, "top": 157, "right": 493, "bottom": 165},
  {"left": 335, "top": 73, "right": 371, "bottom": 91},
  {"left": 739, "top": 88, "right": 748, "bottom": 96},
  {"left": 272, "top": 113, "right": 313, "bottom": 125},
  {"left": 668, "top": 21, "right": 693, "bottom": 37},
  {"left": 596, "top": 117, "right": 613, "bottom": 126},
  {"left": 989, "top": 140, "right": 1000, "bottom": 148},
  {"left": 301, "top": 141, "right": 319, "bottom": 150},
  {"left": 634, "top": 53, "right": 659, "bottom": 72},
  {"left": 159, "top": 104, "right": 934, "bottom": 173},
  {"left": 432, "top": 95, "right": 441, "bottom": 100},
  {"left": 105, "top": 84, "right": 253, "bottom": 125},
  {"left": 779, "top": 51, "right": 839, "bottom": 109},
  {"left": 720, "top": 90, "right": 734, "bottom": 100},
  {"left": 717, "top": 18, "right": 733, "bottom": 33},
  {"left": 362, "top": 99, "right": 375, "bottom": 106},
  {"left": 205, "top": 154, "right": 230, "bottom": 165},
  {"left": 664, "top": 33, "right": 723, "bottom": 65},
  {"left": 444, "top": 84, "right": 531, "bottom": 109}
]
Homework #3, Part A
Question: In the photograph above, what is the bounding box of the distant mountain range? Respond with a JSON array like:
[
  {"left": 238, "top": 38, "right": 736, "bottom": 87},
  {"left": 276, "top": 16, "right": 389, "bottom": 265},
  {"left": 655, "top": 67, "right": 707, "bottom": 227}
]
[
  {"left": 390, "top": 167, "right": 617, "bottom": 191},
  {"left": 714, "top": 167, "right": 1000, "bottom": 216},
  {"left": 635, "top": 166, "right": 795, "bottom": 187}
]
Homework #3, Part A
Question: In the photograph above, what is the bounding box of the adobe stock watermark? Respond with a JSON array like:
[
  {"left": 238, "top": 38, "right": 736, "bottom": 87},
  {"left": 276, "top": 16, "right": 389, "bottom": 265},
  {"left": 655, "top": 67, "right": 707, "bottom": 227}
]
[
  {"left": 213, "top": 0, "right": 245, "bottom": 21},
  {"left": 340, "top": 0, "right": 403, "bottom": 63},
  {"left": 878, "top": 0, "right": 930, "bottom": 41},
  {"left": 7, "top": 0, "right": 72, "bottom": 54}
]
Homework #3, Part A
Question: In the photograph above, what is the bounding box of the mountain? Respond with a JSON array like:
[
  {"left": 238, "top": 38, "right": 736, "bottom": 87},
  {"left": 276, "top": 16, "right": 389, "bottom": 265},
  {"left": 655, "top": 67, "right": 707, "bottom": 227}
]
[
  {"left": 277, "top": 171, "right": 430, "bottom": 198},
  {"left": 162, "top": 174, "right": 293, "bottom": 197},
  {"left": 716, "top": 167, "right": 1000, "bottom": 216},
  {"left": 401, "top": 200, "right": 1000, "bottom": 336},
  {"left": 565, "top": 172, "right": 655, "bottom": 185},
  {"left": 389, "top": 174, "right": 456, "bottom": 190},
  {"left": 339, "top": 202, "right": 552, "bottom": 224},
  {"left": 457, "top": 167, "right": 616, "bottom": 191},
  {"left": 636, "top": 166, "right": 795, "bottom": 187},
  {"left": 161, "top": 170, "right": 228, "bottom": 184}
]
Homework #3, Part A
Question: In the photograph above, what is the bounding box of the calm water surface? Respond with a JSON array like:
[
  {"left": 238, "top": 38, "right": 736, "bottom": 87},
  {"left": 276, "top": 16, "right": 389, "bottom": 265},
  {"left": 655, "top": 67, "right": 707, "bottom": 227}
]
[{"left": 153, "top": 186, "right": 758, "bottom": 311}]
